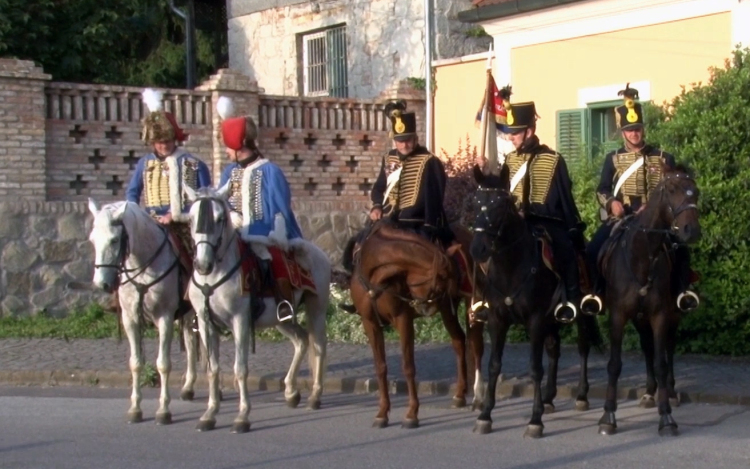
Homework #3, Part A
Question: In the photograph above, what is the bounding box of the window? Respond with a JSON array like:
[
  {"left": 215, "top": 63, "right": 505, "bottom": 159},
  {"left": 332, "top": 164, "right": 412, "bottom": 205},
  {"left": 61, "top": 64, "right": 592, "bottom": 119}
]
[
  {"left": 301, "top": 25, "right": 348, "bottom": 98},
  {"left": 557, "top": 100, "right": 624, "bottom": 163}
]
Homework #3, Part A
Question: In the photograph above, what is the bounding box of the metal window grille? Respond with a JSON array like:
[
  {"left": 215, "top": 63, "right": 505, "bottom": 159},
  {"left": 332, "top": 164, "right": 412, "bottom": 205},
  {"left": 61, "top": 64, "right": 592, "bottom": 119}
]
[{"left": 303, "top": 25, "right": 348, "bottom": 98}]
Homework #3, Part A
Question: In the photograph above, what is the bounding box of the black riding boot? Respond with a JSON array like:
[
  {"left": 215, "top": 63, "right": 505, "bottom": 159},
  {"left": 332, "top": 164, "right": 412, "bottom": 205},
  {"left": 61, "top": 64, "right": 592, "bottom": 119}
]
[
  {"left": 580, "top": 223, "right": 612, "bottom": 316},
  {"left": 673, "top": 245, "right": 699, "bottom": 312},
  {"left": 260, "top": 259, "right": 294, "bottom": 322},
  {"left": 555, "top": 255, "right": 582, "bottom": 324}
]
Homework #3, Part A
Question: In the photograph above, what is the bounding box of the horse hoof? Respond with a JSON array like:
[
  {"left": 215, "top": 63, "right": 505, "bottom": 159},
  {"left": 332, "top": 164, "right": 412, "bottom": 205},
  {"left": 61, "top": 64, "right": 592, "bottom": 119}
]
[
  {"left": 473, "top": 420, "right": 492, "bottom": 434},
  {"left": 401, "top": 418, "right": 419, "bottom": 429},
  {"left": 155, "top": 412, "right": 172, "bottom": 426},
  {"left": 372, "top": 417, "right": 388, "bottom": 429},
  {"left": 452, "top": 397, "right": 467, "bottom": 408},
  {"left": 231, "top": 421, "right": 251, "bottom": 434},
  {"left": 180, "top": 390, "right": 194, "bottom": 401},
  {"left": 599, "top": 424, "right": 617, "bottom": 436},
  {"left": 639, "top": 394, "right": 656, "bottom": 408},
  {"left": 524, "top": 424, "right": 544, "bottom": 439},
  {"left": 195, "top": 419, "right": 216, "bottom": 432},
  {"left": 669, "top": 396, "right": 681, "bottom": 408},
  {"left": 286, "top": 392, "right": 301, "bottom": 408},
  {"left": 543, "top": 403, "right": 555, "bottom": 414},
  {"left": 471, "top": 400, "right": 483, "bottom": 412},
  {"left": 307, "top": 399, "right": 321, "bottom": 411},
  {"left": 659, "top": 424, "right": 679, "bottom": 437},
  {"left": 127, "top": 411, "right": 143, "bottom": 424},
  {"left": 575, "top": 400, "right": 590, "bottom": 412}
]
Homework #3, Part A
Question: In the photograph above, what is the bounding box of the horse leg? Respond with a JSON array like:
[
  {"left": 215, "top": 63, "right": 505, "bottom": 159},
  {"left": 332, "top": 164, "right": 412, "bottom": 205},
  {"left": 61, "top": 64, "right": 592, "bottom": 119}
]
[
  {"left": 666, "top": 322, "right": 680, "bottom": 408},
  {"left": 395, "top": 311, "right": 419, "bottom": 428},
  {"left": 634, "top": 319, "right": 657, "bottom": 409},
  {"left": 525, "top": 317, "right": 546, "bottom": 439},
  {"left": 154, "top": 313, "right": 174, "bottom": 425},
  {"left": 180, "top": 310, "right": 198, "bottom": 401},
  {"left": 122, "top": 311, "right": 143, "bottom": 424},
  {"left": 439, "top": 298, "right": 468, "bottom": 408},
  {"left": 467, "top": 310, "right": 486, "bottom": 412},
  {"left": 574, "top": 316, "right": 593, "bottom": 411},
  {"left": 474, "top": 315, "right": 509, "bottom": 435},
  {"left": 276, "top": 320, "right": 309, "bottom": 408},
  {"left": 542, "top": 327, "right": 560, "bottom": 415},
  {"left": 304, "top": 291, "right": 329, "bottom": 410},
  {"left": 599, "top": 309, "right": 626, "bottom": 435},
  {"left": 196, "top": 314, "right": 220, "bottom": 432},
  {"left": 230, "top": 311, "right": 251, "bottom": 434},
  {"left": 653, "top": 315, "right": 678, "bottom": 436},
  {"left": 361, "top": 314, "right": 390, "bottom": 428}
]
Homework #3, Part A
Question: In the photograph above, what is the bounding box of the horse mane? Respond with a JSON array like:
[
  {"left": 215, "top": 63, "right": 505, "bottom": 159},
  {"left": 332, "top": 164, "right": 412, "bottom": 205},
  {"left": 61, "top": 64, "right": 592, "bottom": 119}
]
[{"left": 668, "top": 163, "right": 694, "bottom": 178}]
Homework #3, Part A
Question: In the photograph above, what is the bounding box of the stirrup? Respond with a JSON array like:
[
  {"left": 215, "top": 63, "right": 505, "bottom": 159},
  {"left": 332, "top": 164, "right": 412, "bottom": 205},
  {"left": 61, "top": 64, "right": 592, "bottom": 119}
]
[
  {"left": 469, "top": 300, "right": 490, "bottom": 323},
  {"left": 676, "top": 290, "right": 699, "bottom": 312},
  {"left": 276, "top": 300, "right": 295, "bottom": 323},
  {"left": 554, "top": 301, "right": 577, "bottom": 324},
  {"left": 580, "top": 294, "right": 603, "bottom": 316}
]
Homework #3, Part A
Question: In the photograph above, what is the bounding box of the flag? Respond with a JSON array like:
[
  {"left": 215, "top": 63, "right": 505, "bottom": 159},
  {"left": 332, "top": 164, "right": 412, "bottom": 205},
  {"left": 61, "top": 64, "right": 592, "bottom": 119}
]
[{"left": 477, "top": 69, "right": 512, "bottom": 175}]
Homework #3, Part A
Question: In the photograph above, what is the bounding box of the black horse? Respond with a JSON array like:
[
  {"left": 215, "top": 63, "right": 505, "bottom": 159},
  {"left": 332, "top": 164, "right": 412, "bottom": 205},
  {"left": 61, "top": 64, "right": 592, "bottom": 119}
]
[
  {"left": 469, "top": 165, "right": 602, "bottom": 438},
  {"left": 596, "top": 164, "right": 700, "bottom": 436}
]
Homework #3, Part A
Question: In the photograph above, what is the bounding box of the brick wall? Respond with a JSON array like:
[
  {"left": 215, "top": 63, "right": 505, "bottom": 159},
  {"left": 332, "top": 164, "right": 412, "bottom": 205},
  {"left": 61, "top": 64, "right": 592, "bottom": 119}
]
[{"left": 0, "top": 61, "right": 426, "bottom": 212}]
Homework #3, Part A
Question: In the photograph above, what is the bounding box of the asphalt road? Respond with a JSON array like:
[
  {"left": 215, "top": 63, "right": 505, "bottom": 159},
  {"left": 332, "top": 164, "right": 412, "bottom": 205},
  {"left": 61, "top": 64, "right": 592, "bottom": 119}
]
[{"left": 1, "top": 386, "right": 749, "bottom": 469}]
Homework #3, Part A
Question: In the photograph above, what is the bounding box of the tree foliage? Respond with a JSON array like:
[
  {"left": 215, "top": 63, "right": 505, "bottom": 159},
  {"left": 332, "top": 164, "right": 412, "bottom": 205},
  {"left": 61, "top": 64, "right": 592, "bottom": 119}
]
[{"left": 0, "top": 0, "right": 225, "bottom": 87}]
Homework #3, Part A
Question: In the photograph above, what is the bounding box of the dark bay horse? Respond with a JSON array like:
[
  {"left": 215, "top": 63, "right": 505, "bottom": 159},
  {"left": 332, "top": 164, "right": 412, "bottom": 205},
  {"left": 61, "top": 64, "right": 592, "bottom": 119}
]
[
  {"left": 597, "top": 165, "right": 700, "bottom": 436},
  {"left": 470, "top": 165, "right": 602, "bottom": 438},
  {"left": 342, "top": 220, "right": 485, "bottom": 428}
]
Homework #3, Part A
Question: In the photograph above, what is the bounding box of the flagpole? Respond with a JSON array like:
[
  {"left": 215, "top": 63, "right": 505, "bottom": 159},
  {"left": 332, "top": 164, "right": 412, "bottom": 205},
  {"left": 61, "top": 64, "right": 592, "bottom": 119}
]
[{"left": 481, "top": 44, "right": 495, "bottom": 173}]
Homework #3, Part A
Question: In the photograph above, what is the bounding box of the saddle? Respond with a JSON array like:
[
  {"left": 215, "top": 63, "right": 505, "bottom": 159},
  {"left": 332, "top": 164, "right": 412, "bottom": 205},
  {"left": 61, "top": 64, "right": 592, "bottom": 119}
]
[
  {"left": 166, "top": 222, "right": 194, "bottom": 319},
  {"left": 238, "top": 241, "right": 316, "bottom": 299}
]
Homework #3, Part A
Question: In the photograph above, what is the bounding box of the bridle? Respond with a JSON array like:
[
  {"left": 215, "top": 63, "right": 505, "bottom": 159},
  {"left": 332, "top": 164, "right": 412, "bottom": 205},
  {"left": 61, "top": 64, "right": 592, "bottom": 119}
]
[{"left": 472, "top": 186, "right": 525, "bottom": 254}]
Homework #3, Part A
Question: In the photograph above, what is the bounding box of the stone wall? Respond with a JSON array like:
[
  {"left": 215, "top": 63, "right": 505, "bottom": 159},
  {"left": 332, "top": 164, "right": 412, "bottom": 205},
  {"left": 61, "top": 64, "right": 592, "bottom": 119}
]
[
  {"left": 227, "top": 0, "right": 491, "bottom": 98},
  {"left": 0, "top": 201, "right": 368, "bottom": 317}
]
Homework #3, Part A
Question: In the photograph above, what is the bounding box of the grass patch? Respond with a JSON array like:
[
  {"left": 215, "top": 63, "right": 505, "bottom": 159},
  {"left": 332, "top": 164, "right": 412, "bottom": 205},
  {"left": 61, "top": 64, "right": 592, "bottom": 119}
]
[{"left": 0, "top": 287, "right": 639, "bottom": 352}]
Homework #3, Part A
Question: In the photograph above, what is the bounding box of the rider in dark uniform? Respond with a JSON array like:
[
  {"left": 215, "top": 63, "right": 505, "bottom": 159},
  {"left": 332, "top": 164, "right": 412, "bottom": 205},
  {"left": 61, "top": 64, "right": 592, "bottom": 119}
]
[
  {"left": 580, "top": 84, "right": 699, "bottom": 315},
  {"left": 369, "top": 100, "right": 453, "bottom": 247},
  {"left": 501, "top": 101, "right": 587, "bottom": 323}
]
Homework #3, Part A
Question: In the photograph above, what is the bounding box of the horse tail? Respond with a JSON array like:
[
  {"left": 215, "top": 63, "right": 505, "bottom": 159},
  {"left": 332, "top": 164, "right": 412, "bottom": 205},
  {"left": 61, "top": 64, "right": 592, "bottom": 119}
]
[{"left": 578, "top": 313, "right": 605, "bottom": 353}]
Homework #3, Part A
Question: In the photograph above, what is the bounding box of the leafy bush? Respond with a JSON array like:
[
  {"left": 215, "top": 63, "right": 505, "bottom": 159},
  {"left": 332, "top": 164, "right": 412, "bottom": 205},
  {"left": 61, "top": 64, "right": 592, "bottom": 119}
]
[
  {"left": 440, "top": 135, "right": 479, "bottom": 227},
  {"left": 644, "top": 47, "right": 750, "bottom": 355}
]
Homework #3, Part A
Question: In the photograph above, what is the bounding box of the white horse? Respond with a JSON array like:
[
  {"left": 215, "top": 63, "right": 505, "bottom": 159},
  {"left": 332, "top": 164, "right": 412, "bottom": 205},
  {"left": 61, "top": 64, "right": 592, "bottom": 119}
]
[
  {"left": 184, "top": 185, "right": 330, "bottom": 433},
  {"left": 87, "top": 199, "right": 199, "bottom": 424}
]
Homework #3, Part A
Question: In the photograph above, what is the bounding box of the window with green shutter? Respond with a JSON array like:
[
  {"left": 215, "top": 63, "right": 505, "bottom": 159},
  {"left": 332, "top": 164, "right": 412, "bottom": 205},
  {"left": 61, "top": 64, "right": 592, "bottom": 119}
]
[
  {"left": 301, "top": 25, "right": 348, "bottom": 98},
  {"left": 557, "top": 101, "right": 624, "bottom": 164},
  {"left": 556, "top": 109, "right": 588, "bottom": 163}
]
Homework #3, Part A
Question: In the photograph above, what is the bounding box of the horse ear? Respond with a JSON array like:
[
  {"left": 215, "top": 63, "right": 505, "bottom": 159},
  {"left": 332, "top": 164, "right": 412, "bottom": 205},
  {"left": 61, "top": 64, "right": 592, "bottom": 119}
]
[
  {"left": 183, "top": 185, "right": 198, "bottom": 203},
  {"left": 216, "top": 180, "right": 232, "bottom": 200},
  {"left": 473, "top": 164, "right": 485, "bottom": 185},
  {"left": 112, "top": 202, "right": 127, "bottom": 222},
  {"left": 87, "top": 198, "right": 100, "bottom": 216}
]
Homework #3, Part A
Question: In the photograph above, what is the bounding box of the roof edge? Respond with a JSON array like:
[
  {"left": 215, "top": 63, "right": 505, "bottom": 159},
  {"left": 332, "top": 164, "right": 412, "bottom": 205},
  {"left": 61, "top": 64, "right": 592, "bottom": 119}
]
[{"left": 458, "top": 0, "right": 586, "bottom": 24}]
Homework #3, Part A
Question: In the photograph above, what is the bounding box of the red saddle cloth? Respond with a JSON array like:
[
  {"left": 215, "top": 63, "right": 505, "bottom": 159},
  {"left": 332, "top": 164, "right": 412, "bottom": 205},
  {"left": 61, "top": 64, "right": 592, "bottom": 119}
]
[
  {"left": 167, "top": 229, "right": 193, "bottom": 274},
  {"left": 238, "top": 242, "right": 316, "bottom": 296},
  {"left": 451, "top": 247, "right": 474, "bottom": 298}
]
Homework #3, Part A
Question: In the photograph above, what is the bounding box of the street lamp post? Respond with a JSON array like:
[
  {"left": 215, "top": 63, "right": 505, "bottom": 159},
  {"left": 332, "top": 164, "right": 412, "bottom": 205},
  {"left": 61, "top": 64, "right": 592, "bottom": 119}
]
[{"left": 169, "top": 0, "right": 197, "bottom": 89}]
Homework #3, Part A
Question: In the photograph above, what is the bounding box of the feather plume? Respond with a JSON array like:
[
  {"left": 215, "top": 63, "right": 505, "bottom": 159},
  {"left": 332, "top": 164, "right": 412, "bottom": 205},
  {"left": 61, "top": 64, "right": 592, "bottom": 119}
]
[
  {"left": 617, "top": 83, "right": 639, "bottom": 100},
  {"left": 383, "top": 100, "right": 407, "bottom": 119},
  {"left": 497, "top": 85, "right": 513, "bottom": 101},
  {"left": 216, "top": 96, "right": 234, "bottom": 120},
  {"left": 141, "top": 88, "right": 163, "bottom": 113}
]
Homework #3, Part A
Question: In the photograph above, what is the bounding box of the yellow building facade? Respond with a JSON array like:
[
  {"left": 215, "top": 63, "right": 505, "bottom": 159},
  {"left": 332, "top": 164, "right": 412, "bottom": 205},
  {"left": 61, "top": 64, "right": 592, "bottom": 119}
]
[{"left": 436, "top": 0, "right": 750, "bottom": 162}]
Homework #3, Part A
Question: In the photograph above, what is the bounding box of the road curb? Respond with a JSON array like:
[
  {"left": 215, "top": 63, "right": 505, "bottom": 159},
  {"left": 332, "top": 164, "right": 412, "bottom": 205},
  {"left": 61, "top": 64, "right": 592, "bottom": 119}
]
[{"left": 1, "top": 369, "right": 748, "bottom": 407}]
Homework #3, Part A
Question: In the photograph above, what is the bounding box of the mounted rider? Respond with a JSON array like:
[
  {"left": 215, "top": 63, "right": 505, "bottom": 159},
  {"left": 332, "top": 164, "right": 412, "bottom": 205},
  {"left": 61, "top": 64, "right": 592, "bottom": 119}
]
[
  {"left": 216, "top": 97, "right": 302, "bottom": 322},
  {"left": 369, "top": 100, "right": 453, "bottom": 248},
  {"left": 492, "top": 101, "right": 587, "bottom": 323},
  {"left": 581, "top": 84, "right": 699, "bottom": 315},
  {"left": 120, "top": 88, "right": 212, "bottom": 314}
]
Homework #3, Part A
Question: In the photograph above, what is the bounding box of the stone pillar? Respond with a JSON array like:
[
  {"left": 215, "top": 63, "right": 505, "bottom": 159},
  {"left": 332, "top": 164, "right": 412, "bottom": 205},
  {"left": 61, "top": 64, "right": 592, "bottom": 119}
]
[
  {"left": 377, "top": 79, "right": 427, "bottom": 150},
  {"left": 197, "top": 69, "right": 260, "bottom": 179},
  {"left": 0, "top": 59, "right": 51, "bottom": 201}
]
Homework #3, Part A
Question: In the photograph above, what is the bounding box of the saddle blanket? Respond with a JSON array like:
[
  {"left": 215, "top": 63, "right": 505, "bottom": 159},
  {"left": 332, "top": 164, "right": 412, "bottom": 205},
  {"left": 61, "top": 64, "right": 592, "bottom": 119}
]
[
  {"left": 239, "top": 242, "right": 316, "bottom": 296},
  {"left": 451, "top": 247, "right": 474, "bottom": 298},
  {"left": 167, "top": 223, "right": 193, "bottom": 274}
]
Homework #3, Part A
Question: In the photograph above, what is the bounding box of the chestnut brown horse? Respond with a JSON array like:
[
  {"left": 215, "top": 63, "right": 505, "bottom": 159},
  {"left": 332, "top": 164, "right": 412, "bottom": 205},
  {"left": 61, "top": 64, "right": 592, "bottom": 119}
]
[
  {"left": 342, "top": 220, "right": 485, "bottom": 428},
  {"left": 596, "top": 165, "right": 700, "bottom": 436}
]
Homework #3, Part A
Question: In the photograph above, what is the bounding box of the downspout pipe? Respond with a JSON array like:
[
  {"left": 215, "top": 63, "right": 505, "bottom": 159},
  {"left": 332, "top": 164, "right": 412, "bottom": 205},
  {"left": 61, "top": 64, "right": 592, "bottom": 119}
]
[
  {"left": 169, "top": 0, "right": 197, "bottom": 89},
  {"left": 424, "top": 0, "right": 434, "bottom": 151}
]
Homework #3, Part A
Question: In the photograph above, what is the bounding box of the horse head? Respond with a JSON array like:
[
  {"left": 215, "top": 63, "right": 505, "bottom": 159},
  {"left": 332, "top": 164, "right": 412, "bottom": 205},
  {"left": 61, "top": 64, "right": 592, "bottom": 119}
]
[
  {"left": 470, "top": 164, "right": 519, "bottom": 262},
  {"left": 88, "top": 198, "right": 129, "bottom": 293},
  {"left": 185, "top": 182, "right": 233, "bottom": 275},
  {"left": 651, "top": 164, "right": 701, "bottom": 244}
]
